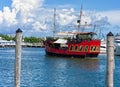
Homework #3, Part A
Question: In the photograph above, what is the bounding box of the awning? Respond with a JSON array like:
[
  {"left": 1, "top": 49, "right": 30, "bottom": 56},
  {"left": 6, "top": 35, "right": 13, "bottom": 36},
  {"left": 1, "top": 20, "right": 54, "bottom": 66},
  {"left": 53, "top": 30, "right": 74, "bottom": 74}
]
[{"left": 54, "top": 39, "right": 67, "bottom": 44}]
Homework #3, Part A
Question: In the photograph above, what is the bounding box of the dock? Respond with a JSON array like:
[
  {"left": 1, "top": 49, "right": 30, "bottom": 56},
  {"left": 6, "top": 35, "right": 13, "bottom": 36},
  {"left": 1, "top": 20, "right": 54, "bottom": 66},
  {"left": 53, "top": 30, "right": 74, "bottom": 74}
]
[{"left": 0, "top": 42, "right": 44, "bottom": 48}]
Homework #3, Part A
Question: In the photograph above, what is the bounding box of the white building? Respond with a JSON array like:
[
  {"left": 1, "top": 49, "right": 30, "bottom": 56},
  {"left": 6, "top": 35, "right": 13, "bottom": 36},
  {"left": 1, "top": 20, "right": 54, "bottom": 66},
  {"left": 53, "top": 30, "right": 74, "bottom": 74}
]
[{"left": 0, "top": 37, "right": 15, "bottom": 47}]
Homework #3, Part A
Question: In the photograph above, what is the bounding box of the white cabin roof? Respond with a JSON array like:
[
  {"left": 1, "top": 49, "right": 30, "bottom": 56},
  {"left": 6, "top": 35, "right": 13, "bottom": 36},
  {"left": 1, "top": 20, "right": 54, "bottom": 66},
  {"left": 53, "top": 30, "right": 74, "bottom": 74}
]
[{"left": 54, "top": 38, "right": 67, "bottom": 44}]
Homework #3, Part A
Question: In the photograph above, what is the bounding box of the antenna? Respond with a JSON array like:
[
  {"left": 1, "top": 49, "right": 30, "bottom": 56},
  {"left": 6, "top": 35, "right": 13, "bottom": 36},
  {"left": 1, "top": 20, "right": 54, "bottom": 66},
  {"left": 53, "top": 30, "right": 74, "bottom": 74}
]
[
  {"left": 77, "top": 4, "right": 83, "bottom": 32},
  {"left": 53, "top": 8, "right": 56, "bottom": 37},
  {"left": 93, "top": 25, "right": 96, "bottom": 32}
]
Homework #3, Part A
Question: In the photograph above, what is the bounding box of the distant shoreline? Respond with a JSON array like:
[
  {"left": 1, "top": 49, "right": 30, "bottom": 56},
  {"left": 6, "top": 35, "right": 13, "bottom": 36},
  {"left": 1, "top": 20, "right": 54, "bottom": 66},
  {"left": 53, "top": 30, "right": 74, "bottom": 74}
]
[{"left": 0, "top": 43, "right": 45, "bottom": 48}]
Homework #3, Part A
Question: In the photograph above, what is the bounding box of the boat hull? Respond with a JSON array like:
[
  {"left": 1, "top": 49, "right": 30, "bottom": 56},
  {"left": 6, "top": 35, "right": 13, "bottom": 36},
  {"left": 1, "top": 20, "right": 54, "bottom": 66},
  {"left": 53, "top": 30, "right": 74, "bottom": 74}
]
[
  {"left": 45, "top": 39, "right": 100, "bottom": 58},
  {"left": 115, "top": 45, "right": 120, "bottom": 56},
  {"left": 45, "top": 50, "right": 98, "bottom": 58}
]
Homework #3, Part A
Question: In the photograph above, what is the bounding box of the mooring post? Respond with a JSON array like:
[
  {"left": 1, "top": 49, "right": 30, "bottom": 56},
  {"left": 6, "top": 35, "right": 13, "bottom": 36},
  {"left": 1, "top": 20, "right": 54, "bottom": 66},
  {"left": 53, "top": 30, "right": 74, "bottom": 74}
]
[
  {"left": 106, "top": 32, "right": 114, "bottom": 87},
  {"left": 14, "top": 28, "right": 22, "bottom": 87}
]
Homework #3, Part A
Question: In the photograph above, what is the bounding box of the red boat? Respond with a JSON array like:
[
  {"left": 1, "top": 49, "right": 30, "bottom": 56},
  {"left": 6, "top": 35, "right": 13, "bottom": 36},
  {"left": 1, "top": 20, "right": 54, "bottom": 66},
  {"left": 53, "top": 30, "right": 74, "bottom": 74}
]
[
  {"left": 44, "top": 8, "right": 101, "bottom": 58},
  {"left": 44, "top": 32, "right": 100, "bottom": 58}
]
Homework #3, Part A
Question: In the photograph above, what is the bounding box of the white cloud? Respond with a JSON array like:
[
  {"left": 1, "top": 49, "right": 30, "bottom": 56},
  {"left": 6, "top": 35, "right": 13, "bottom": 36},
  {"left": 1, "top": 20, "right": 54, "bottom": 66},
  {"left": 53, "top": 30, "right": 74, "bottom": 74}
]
[
  {"left": 57, "top": 8, "right": 92, "bottom": 26},
  {"left": 0, "top": 11, "right": 3, "bottom": 24},
  {"left": 58, "top": 12, "right": 77, "bottom": 25},
  {"left": 86, "top": 10, "right": 120, "bottom": 35},
  {"left": 0, "top": 0, "right": 45, "bottom": 34},
  {"left": 12, "top": 0, "right": 44, "bottom": 24},
  {"left": 32, "top": 21, "right": 47, "bottom": 31},
  {"left": 3, "top": 7, "right": 17, "bottom": 26},
  {"left": 99, "top": 10, "right": 120, "bottom": 25},
  {"left": 12, "top": 0, "right": 43, "bottom": 12}
]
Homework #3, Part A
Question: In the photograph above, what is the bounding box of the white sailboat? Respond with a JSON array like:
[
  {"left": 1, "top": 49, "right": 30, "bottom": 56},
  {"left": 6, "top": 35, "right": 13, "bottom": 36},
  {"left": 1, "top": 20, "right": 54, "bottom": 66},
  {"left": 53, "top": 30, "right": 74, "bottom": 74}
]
[
  {"left": 114, "top": 34, "right": 120, "bottom": 56},
  {"left": 100, "top": 39, "right": 106, "bottom": 54}
]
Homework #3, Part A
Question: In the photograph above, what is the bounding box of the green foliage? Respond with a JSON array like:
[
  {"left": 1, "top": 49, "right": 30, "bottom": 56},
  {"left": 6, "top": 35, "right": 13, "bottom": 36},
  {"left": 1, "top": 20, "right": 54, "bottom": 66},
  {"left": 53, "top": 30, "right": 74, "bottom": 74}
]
[
  {"left": 0, "top": 34, "right": 45, "bottom": 43},
  {"left": 24, "top": 37, "right": 39, "bottom": 43},
  {"left": 23, "top": 37, "right": 45, "bottom": 43},
  {"left": 0, "top": 34, "right": 14, "bottom": 41}
]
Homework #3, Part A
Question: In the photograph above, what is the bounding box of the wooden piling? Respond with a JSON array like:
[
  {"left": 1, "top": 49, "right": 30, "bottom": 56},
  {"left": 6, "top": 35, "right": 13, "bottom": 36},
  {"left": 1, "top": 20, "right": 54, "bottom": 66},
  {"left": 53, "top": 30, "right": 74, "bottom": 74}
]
[
  {"left": 106, "top": 32, "right": 114, "bottom": 87},
  {"left": 14, "top": 28, "right": 22, "bottom": 87}
]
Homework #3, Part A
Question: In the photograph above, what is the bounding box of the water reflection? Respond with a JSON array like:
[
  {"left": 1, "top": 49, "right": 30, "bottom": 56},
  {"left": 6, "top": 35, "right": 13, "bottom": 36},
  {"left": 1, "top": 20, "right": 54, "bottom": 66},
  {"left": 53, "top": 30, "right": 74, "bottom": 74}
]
[
  {"left": 43, "top": 56, "right": 101, "bottom": 86},
  {"left": 73, "top": 58, "right": 100, "bottom": 71},
  {"left": 46, "top": 56, "right": 100, "bottom": 71}
]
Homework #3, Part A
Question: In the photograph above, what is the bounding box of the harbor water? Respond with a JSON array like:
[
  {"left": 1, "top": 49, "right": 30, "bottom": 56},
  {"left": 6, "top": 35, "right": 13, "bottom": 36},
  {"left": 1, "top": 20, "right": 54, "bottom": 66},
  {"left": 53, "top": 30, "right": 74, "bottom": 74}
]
[{"left": 0, "top": 48, "right": 120, "bottom": 87}]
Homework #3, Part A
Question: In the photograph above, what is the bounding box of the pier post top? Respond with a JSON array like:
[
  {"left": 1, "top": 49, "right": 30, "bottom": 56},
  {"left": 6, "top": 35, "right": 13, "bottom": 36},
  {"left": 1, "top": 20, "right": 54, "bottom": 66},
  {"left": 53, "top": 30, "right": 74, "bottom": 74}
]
[
  {"left": 107, "top": 32, "right": 114, "bottom": 36},
  {"left": 16, "top": 28, "right": 22, "bottom": 33}
]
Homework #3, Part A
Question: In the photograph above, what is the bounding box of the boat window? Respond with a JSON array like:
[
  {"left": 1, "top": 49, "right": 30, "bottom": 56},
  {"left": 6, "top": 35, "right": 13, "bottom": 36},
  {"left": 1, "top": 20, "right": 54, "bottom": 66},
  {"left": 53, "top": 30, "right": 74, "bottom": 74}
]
[
  {"left": 100, "top": 46, "right": 106, "bottom": 48},
  {"left": 96, "top": 46, "right": 100, "bottom": 52},
  {"left": 90, "top": 46, "right": 100, "bottom": 52},
  {"left": 115, "top": 41, "right": 120, "bottom": 43},
  {"left": 79, "top": 45, "right": 83, "bottom": 51},
  {"left": 94, "top": 47, "right": 96, "bottom": 51},
  {"left": 85, "top": 46, "right": 88, "bottom": 52},
  {"left": 90, "top": 46, "right": 95, "bottom": 52},
  {"left": 70, "top": 46, "right": 73, "bottom": 51},
  {"left": 90, "top": 46, "right": 93, "bottom": 51},
  {"left": 75, "top": 46, "right": 78, "bottom": 51}
]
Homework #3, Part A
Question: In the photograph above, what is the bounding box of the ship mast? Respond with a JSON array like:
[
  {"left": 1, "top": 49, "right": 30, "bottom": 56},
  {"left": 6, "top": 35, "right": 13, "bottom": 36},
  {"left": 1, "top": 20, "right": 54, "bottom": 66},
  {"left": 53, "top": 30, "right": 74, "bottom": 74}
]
[
  {"left": 77, "top": 5, "right": 83, "bottom": 32},
  {"left": 53, "top": 8, "right": 56, "bottom": 37}
]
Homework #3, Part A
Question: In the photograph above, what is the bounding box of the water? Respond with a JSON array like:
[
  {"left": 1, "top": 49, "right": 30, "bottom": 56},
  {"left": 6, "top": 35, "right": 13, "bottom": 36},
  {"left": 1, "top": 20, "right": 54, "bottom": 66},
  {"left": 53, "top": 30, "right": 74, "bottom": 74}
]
[{"left": 0, "top": 48, "right": 120, "bottom": 87}]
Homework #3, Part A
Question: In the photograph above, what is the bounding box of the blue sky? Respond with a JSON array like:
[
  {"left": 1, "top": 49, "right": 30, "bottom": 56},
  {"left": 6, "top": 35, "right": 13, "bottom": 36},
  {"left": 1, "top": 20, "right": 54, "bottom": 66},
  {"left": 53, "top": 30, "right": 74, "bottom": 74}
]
[
  {"left": 0, "top": 0, "right": 120, "bottom": 36},
  {"left": 0, "top": 0, "right": 12, "bottom": 10},
  {"left": 1, "top": 0, "right": 119, "bottom": 11},
  {"left": 44, "top": 0, "right": 120, "bottom": 11}
]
